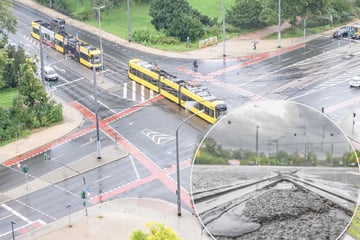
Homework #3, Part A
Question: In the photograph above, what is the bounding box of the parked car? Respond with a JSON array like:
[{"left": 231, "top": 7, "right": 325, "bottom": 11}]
[
  {"left": 350, "top": 76, "right": 360, "bottom": 87},
  {"left": 44, "top": 65, "right": 58, "bottom": 81},
  {"left": 333, "top": 26, "right": 353, "bottom": 38}
]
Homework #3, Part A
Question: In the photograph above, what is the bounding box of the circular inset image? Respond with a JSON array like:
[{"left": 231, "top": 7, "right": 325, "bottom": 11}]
[{"left": 191, "top": 100, "right": 359, "bottom": 240}]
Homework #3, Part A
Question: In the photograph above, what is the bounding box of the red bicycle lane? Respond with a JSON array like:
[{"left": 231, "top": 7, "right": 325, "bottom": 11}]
[
  {"left": 68, "top": 98, "right": 193, "bottom": 208},
  {"left": 175, "top": 43, "right": 305, "bottom": 102}
]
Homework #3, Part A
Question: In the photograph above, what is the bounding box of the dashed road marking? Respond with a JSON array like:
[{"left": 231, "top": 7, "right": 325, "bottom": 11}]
[
  {"left": 129, "top": 155, "right": 140, "bottom": 180},
  {"left": 1, "top": 203, "right": 32, "bottom": 224}
]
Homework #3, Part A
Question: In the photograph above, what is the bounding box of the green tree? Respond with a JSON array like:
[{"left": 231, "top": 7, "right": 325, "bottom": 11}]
[
  {"left": 0, "top": 106, "right": 12, "bottom": 141},
  {"left": 0, "top": 1, "right": 17, "bottom": 47},
  {"left": 130, "top": 222, "right": 182, "bottom": 240},
  {"left": 149, "top": 0, "right": 191, "bottom": 31},
  {"left": 226, "top": 0, "right": 264, "bottom": 29},
  {"left": 149, "top": 0, "right": 210, "bottom": 40},
  {"left": 167, "top": 14, "right": 204, "bottom": 41},
  {"left": 0, "top": 49, "right": 9, "bottom": 89},
  {"left": 18, "top": 61, "right": 47, "bottom": 107},
  {"left": 15, "top": 60, "right": 63, "bottom": 129},
  {"left": 4, "top": 45, "right": 27, "bottom": 88},
  {"left": 342, "top": 150, "right": 359, "bottom": 166}
]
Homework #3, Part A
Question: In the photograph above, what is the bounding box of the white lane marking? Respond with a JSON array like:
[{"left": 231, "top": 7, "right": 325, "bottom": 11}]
[
  {"left": 129, "top": 155, "right": 140, "bottom": 180},
  {"left": 80, "top": 137, "right": 95, "bottom": 148},
  {"left": 0, "top": 213, "right": 12, "bottom": 221},
  {"left": 89, "top": 95, "right": 116, "bottom": 113},
  {"left": 123, "top": 83, "right": 128, "bottom": 98},
  {"left": 93, "top": 175, "right": 111, "bottom": 184},
  {"left": 132, "top": 81, "right": 136, "bottom": 101},
  {"left": 141, "top": 85, "right": 145, "bottom": 102},
  {"left": 15, "top": 199, "right": 56, "bottom": 221},
  {"left": 54, "top": 77, "right": 84, "bottom": 88},
  {"left": 1, "top": 203, "right": 32, "bottom": 224}
]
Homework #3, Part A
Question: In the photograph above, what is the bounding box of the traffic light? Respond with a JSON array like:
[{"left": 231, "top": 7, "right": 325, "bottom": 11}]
[
  {"left": 22, "top": 165, "right": 29, "bottom": 173},
  {"left": 43, "top": 153, "right": 51, "bottom": 160},
  {"left": 81, "top": 191, "right": 86, "bottom": 199}
]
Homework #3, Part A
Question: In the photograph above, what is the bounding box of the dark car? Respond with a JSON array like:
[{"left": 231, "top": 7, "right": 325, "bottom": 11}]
[{"left": 333, "top": 26, "right": 353, "bottom": 38}]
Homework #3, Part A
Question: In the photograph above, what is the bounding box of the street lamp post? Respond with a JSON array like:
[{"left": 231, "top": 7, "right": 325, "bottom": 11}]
[
  {"left": 93, "top": 64, "right": 101, "bottom": 159},
  {"left": 94, "top": 5, "right": 105, "bottom": 70},
  {"left": 127, "top": 0, "right": 131, "bottom": 42},
  {"left": 39, "top": 26, "right": 45, "bottom": 86},
  {"left": 11, "top": 221, "right": 16, "bottom": 240},
  {"left": 221, "top": 0, "right": 226, "bottom": 57},
  {"left": 175, "top": 109, "right": 204, "bottom": 216},
  {"left": 255, "top": 125, "right": 259, "bottom": 165},
  {"left": 277, "top": 0, "right": 281, "bottom": 48},
  {"left": 93, "top": 5, "right": 104, "bottom": 159}
]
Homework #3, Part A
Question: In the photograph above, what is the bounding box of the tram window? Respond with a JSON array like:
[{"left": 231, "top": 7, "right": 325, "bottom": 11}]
[
  {"left": 80, "top": 52, "right": 90, "bottom": 62},
  {"left": 130, "top": 67, "right": 134, "bottom": 73},
  {"left": 208, "top": 109, "right": 214, "bottom": 117},
  {"left": 150, "top": 77, "right": 157, "bottom": 85},
  {"left": 160, "top": 82, "right": 177, "bottom": 96},
  {"left": 33, "top": 28, "right": 39, "bottom": 35},
  {"left": 55, "top": 39, "right": 63, "bottom": 47}
]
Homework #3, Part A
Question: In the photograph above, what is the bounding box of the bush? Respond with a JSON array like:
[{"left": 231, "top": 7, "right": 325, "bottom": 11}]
[
  {"left": 160, "top": 36, "right": 180, "bottom": 45},
  {"left": 132, "top": 28, "right": 180, "bottom": 46},
  {"left": 130, "top": 222, "right": 182, "bottom": 240}
]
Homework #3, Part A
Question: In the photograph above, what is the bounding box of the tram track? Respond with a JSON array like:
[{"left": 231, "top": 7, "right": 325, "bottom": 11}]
[{"left": 193, "top": 168, "right": 356, "bottom": 239}]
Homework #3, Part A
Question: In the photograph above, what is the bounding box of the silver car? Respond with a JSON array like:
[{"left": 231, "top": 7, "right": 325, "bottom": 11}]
[
  {"left": 350, "top": 76, "right": 360, "bottom": 87},
  {"left": 44, "top": 66, "right": 59, "bottom": 81}
]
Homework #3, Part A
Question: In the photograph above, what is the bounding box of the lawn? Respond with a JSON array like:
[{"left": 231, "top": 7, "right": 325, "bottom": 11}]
[
  {"left": 85, "top": 2, "right": 154, "bottom": 40},
  {"left": 67, "top": 0, "right": 341, "bottom": 51},
  {"left": 0, "top": 88, "right": 17, "bottom": 109},
  {"left": 188, "top": 0, "right": 235, "bottom": 20},
  {"left": 82, "top": 0, "right": 236, "bottom": 49},
  {"left": 64, "top": 0, "right": 337, "bottom": 50}
]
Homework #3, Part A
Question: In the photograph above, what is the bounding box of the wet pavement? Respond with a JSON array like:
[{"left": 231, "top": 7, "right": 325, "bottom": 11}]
[
  {"left": 192, "top": 166, "right": 358, "bottom": 240},
  {"left": 4, "top": 1, "right": 360, "bottom": 240}
]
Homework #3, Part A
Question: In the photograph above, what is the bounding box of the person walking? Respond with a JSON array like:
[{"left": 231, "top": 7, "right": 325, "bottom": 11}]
[{"left": 253, "top": 40, "right": 259, "bottom": 50}]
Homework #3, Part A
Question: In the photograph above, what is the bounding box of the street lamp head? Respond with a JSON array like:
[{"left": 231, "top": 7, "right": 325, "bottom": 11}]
[{"left": 93, "top": 5, "right": 105, "bottom": 10}]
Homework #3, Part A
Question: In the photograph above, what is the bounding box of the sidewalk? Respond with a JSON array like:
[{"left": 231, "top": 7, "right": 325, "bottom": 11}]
[
  {"left": 17, "top": 198, "right": 209, "bottom": 240},
  {"left": 3, "top": 1, "right": 360, "bottom": 240},
  {"left": 14, "top": 0, "right": 318, "bottom": 59}
]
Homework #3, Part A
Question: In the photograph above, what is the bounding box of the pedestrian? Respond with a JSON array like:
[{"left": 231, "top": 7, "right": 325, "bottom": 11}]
[{"left": 253, "top": 40, "right": 259, "bottom": 50}]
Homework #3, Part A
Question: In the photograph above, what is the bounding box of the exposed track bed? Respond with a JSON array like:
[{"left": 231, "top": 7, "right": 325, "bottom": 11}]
[{"left": 192, "top": 167, "right": 358, "bottom": 239}]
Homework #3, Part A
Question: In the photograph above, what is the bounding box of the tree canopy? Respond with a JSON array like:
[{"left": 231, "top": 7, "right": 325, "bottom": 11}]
[
  {"left": 149, "top": 0, "right": 215, "bottom": 41},
  {"left": 0, "top": 1, "right": 63, "bottom": 143},
  {"left": 227, "top": 0, "right": 349, "bottom": 31},
  {"left": 0, "top": 1, "right": 17, "bottom": 47}
]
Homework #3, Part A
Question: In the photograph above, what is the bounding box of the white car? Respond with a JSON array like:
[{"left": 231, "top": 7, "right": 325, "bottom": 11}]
[
  {"left": 350, "top": 76, "right": 360, "bottom": 87},
  {"left": 44, "top": 65, "right": 59, "bottom": 81}
]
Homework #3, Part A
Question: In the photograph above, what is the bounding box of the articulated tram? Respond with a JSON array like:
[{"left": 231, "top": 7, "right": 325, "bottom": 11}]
[
  {"left": 128, "top": 59, "right": 227, "bottom": 124},
  {"left": 31, "top": 18, "right": 102, "bottom": 69}
]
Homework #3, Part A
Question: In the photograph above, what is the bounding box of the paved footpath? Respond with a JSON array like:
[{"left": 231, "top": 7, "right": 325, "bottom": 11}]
[{"left": 4, "top": 1, "right": 360, "bottom": 239}]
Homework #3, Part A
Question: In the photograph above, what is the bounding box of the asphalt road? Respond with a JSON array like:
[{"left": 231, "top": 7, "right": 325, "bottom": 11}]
[{"left": 1, "top": 2, "right": 360, "bottom": 240}]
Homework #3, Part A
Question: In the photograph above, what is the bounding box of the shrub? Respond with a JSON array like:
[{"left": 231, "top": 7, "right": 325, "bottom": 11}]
[{"left": 130, "top": 222, "right": 182, "bottom": 240}]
